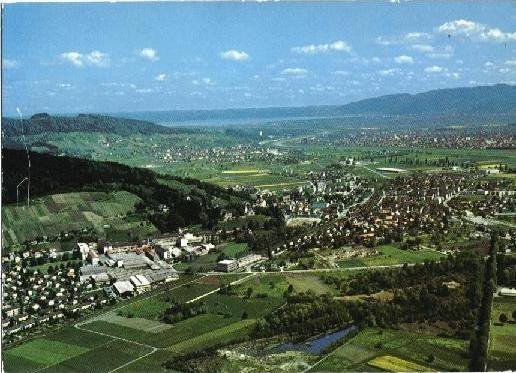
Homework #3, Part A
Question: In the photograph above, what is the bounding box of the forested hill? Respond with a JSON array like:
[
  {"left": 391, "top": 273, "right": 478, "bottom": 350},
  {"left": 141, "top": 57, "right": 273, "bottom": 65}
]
[
  {"left": 338, "top": 84, "right": 516, "bottom": 115},
  {"left": 2, "top": 149, "right": 248, "bottom": 231},
  {"left": 1, "top": 113, "right": 186, "bottom": 137}
]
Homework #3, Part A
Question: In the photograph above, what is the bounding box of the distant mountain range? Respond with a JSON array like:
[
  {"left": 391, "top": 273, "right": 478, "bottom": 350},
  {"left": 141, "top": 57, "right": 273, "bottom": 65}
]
[
  {"left": 2, "top": 84, "right": 515, "bottom": 133},
  {"left": 337, "top": 84, "right": 516, "bottom": 115},
  {"left": 116, "top": 84, "right": 516, "bottom": 124}
]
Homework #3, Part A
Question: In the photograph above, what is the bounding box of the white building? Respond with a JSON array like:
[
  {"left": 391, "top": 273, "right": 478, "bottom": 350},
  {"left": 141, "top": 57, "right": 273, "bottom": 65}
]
[{"left": 113, "top": 281, "right": 134, "bottom": 296}]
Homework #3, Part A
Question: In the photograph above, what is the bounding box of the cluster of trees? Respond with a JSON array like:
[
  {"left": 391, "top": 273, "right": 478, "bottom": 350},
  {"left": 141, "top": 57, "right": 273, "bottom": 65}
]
[
  {"left": 162, "top": 301, "right": 207, "bottom": 324},
  {"left": 253, "top": 293, "right": 352, "bottom": 339},
  {"left": 498, "top": 310, "right": 516, "bottom": 325},
  {"left": 255, "top": 253, "right": 485, "bottom": 341},
  {"left": 497, "top": 252, "right": 516, "bottom": 287},
  {"left": 235, "top": 205, "right": 286, "bottom": 256},
  {"left": 2, "top": 149, "right": 248, "bottom": 233},
  {"left": 322, "top": 253, "right": 482, "bottom": 296},
  {"left": 469, "top": 234, "right": 498, "bottom": 371}
]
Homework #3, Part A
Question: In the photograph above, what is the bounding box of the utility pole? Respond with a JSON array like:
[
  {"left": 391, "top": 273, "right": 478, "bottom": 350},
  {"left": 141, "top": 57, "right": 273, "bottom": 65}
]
[{"left": 16, "top": 107, "right": 31, "bottom": 207}]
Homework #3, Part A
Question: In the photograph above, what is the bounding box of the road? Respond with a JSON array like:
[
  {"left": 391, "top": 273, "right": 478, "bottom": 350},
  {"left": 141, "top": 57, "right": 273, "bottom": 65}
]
[
  {"left": 359, "top": 165, "right": 391, "bottom": 179},
  {"left": 204, "top": 262, "right": 414, "bottom": 275},
  {"left": 186, "top": 273, "right": 256, "bottom": 304}
]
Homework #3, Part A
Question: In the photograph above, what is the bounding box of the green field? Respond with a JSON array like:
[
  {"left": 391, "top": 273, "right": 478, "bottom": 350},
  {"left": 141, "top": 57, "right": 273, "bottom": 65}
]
[
  {"left": 221, "top": 242, "right": 249, "bottom": 258},
  {"left": 1, "top": 191, "right": 157, "bottom": 247},
  {"left": 2, "top": 327, "right": 119, "bottom": 373},
  {"left": 283, "top": 272, "right": 335, "bottom": 295},
  {"left": 115, "top": 275, "right": 223, "bottom": 320},
  {"left": 337, "top": 245, "right": 445, "bottom": 268},
  {"left": 368, "top": 355, "right": 434, "bottom": 372},
  {"left": 5, "top": 339, "right": 88, "bottom": 368},
  {"left": 41, "top": 340, "right": 153, "bottom": 373},
  {"left": 488, "top": 296, "right": 516, "bottom": 371},
  {"left": 310, "top": 328, "right": 468, "bottom": 372},
  {"left": 174, "top": 252, "right": 221, "bottom": 272},
  {"left": 168, "top": 319, "right": 256, "bottom": 354}
]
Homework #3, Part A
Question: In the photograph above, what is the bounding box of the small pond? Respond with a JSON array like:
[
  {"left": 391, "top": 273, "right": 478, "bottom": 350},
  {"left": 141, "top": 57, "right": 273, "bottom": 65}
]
[{"left": 268, "top": 325, "right": 357, "bottom": 355}]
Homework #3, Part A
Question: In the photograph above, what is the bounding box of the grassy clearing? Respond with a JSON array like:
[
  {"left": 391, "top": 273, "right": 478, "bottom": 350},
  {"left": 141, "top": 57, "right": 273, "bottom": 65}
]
[
  {"left": 488, "top": 296, "right": 516, "bottom": 371},
  {"left": 96, "top": 314, "right": 173, "bottom": 333},
  {"left": 368, "top": 355, "right": 434, "bottom": 372},
  {"left": 337, "top": 245, "right": 444, "bottom": 268},
  {"left": 311, "top": 328, "right": 468, "bottom": 372},
  {"left": 204, "top": 292, "right": 284, "bottom": 319},
  {"left": 222, "top": 242, "right": 249, "bottom": 258},
  {"left": 234, "top": 272, "right": 290, "bottom": 298},
  {"left": 284, "top": 272, "right": 335, "bottom": 295},
  {"left": 175, "top": 252, "right": 221, "bottom": 272}
]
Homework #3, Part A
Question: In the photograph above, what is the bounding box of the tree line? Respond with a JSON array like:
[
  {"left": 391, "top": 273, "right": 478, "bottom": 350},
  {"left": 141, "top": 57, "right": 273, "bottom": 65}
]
[{"left": 468, "top": 234, "right": 498, "bottom": 371}]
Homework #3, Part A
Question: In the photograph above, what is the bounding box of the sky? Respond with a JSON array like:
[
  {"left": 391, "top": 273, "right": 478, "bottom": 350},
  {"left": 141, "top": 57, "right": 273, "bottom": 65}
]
[{"left": 2, "top": 1, "right": 516, "bottom": 115}]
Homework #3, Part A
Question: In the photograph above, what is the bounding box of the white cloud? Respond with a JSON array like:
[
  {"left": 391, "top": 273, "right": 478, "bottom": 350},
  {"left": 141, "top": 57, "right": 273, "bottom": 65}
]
[
  {"left": 333, "top": 70, "right": 350, "bottom": 76},
  {"left": 86, "top": 50, "right": 110, "bottom": 67},
  {"left": 411, "top": 44, "right": 434, "bottom": 53},
  {"left": 219, "top": 49, "right": 250, "bottom": 61},
  {"left": 61, "top": 51, "right": 110, "bottom": 68},
  {"left": 291, "top": 40, "right": 352, "bottom": 55},
  {"left": 427, "top": 53, "right": 452, "bottom": 59},
  {"left": 191, "top": 78, "right": 215, "bottom": 85},
  {"left": 281, "top": 68, "right": 308, "bottom": 76},
  {"left": 378, "top": 68, "right": 401, "bottom": 76},
  {"left": 484, "top": 61, "right": 494, "bottom": 67},
  {"left": 425, "top": 65, "right": 447, "bottom": 73},
  {"left": 3, "top": 59, "right": 19, "bottom": 69},
  {"left": 394, "top": 55, "right": 414, "bottom": 64},
  {"left": 135, "top": 88, "right": 153, "bottom": 94},
  {"left": 376, "top": 32, "right": 432, "bottom": 46},
  {"left": 139, "top": 48, "right": 159, "bottom": 61},
  {"left": 154, "top": 74, "right": 168, "bottom": 81},
  {"left": 61, "top": 51, "right": 84, "bottom": 67},
  {"left": 505, "top": 60, "right": 516, "bottom": 66},
  {"left": 437, "top": 19, "right": 516, "bottom": 43}
]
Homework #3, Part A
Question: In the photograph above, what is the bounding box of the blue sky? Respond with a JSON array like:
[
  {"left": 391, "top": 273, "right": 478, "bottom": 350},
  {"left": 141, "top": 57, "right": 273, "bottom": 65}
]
[{"left": 2, "top": 1, "right": 515, "bottom": 115}]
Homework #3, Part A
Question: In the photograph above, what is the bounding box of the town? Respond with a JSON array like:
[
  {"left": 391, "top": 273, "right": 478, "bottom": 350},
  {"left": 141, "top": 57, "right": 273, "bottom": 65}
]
[{"left": 2, "top": 2, "right": 516, "bottom": 372}]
